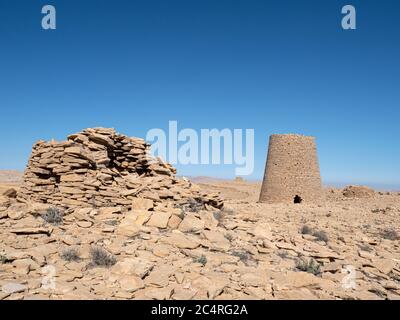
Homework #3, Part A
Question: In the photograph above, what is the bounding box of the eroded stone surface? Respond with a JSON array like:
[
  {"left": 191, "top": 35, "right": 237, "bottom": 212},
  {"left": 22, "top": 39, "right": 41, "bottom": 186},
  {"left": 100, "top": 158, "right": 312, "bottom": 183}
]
[{"left": 0, "top": 173, "right": 399, "bottom": 300}]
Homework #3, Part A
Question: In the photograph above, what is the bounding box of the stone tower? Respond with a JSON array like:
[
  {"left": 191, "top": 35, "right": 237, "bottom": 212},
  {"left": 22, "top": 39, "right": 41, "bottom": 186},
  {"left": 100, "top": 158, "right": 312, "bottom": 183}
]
[{"left": 259, "top": 134, "right": 324, "bottom": 204}]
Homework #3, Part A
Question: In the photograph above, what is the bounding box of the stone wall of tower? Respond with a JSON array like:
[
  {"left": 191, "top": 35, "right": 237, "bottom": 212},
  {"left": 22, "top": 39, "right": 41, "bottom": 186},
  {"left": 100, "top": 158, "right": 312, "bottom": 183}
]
[{"left": 259, "top": 134, "right": 324, "bottom": 204}]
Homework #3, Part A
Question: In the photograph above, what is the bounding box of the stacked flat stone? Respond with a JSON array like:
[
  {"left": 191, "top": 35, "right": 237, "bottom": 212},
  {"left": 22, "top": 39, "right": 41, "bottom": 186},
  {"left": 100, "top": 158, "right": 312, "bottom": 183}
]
[
  {"left": 18, "top": 128, "right": 223, "bottom": 210},
  {"left": 259, "top": 134, "right": 324, "bottom": 204}
]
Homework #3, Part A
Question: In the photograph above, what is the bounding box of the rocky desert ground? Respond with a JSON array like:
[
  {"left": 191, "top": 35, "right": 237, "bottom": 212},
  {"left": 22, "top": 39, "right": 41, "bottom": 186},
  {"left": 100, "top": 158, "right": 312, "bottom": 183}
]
[
  {"left": 1, "top": 170, "right": 400, "bottom": 300},
  {"left": 1, "top": 126, "right": 400, "bottom": 302}
]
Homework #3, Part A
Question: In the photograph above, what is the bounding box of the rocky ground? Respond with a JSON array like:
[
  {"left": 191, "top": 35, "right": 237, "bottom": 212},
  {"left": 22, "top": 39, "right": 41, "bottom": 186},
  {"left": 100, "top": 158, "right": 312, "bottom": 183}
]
[
  {"left": 0, "top": 171, "right": 21, "bottom": 196},
  {"left": 1, "top": 176, "right": 400, "bottom": 300}
]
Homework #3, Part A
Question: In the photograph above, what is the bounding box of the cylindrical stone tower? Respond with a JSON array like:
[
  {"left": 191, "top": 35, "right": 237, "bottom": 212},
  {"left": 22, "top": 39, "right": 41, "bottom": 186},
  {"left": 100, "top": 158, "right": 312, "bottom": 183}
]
[{"left": 259, "top": 134, "right": 324, "bottom": 204}]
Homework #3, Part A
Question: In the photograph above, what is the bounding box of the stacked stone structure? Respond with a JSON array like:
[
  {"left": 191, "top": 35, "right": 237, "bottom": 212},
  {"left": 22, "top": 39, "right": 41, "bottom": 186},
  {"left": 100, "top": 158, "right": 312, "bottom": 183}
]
[
  {"left": 18, "top": 128, "right": 223, "bottom": 210},
  {"left": 259, "top": 134, "right": 324, "bottom": 204}
]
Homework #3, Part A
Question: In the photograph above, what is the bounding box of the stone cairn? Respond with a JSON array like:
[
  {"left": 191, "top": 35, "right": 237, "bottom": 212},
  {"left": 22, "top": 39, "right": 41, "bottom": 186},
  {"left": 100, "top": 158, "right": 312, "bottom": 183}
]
[{"left": 18, "top": 128, "right": 223, "bottom": 211}]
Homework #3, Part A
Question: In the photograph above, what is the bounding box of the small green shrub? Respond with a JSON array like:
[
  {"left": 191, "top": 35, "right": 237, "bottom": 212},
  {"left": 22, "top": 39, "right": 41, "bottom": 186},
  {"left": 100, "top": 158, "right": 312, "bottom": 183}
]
[
  {"left": 178, "top": 198, "right": 205, "bottom": 213},
  {"left": 104, "top": 220, "right": 118, "bottom": 226},
  {"left": 369, "top": 288, "right": 387, "bottom": 299},
  {"left": 42, "top": 207, "right": 63, "bottom": 225},
  {"left": 60, "top": 248, "right": 81, "bottom": 262},
  {"left": 381, "top": 229, "right": 400, "bottom": 241},
  {"left": 0, "top": 254, "right": 8, "bottom": 264},
  {"left": 193, "top": 255, "right": 207, "bottom": 266},
  {"left": 389, "top": 271, "right": 400, "bottom": 282},
  {"left": 232, "top": 250, "right": 251, "bottom": 263},
  {"left": 213, "top": 211, "right": 225, "bottom": 226},
  {"left": 358, "top": 244, "right": 373, "bottom": 252},
  {"left": 300, "top": 225, "right": 313, "bottom": 235},
  {"left": 277, "top": 250, "right": 289, "bottom": 259},
  {"left": 178, "top": 210, "right": 185, "bottom": 220},
  {"left": 296, "top": 258, "right": 321, "bottom": 275},
  {"left": 312, "top": 230, "right": 329, "bottom": 243},
  {"left": 88, "top": 247, "right": 117, "bottom": 268},
  {"left": 224, "top": 233, "right": 234, "bottom": 241}
]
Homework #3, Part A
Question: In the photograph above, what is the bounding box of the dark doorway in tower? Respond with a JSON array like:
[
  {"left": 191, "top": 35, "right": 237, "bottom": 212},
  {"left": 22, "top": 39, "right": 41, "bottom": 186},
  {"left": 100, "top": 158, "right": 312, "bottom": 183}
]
[{"left": 294, "top": 195, "right": 302, "bottom": 204}]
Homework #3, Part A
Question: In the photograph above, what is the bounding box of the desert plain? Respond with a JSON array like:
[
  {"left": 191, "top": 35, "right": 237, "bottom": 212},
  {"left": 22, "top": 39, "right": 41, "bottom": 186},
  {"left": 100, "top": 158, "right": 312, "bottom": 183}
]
[{"left": 1, "top": 170, "right": 400, "bottom": 300}]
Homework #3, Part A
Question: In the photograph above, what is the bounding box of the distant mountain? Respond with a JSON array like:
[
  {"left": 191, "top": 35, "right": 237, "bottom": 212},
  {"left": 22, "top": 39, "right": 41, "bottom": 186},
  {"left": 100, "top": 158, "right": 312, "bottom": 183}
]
[{"left": 0, "top": 170, "right": 23, "bottom": 183}]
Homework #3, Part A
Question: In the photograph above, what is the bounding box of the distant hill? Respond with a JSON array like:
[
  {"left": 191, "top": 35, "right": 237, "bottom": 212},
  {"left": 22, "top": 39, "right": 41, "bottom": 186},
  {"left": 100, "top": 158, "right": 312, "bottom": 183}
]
[{"left": 0, "top": 170, "right": 23, "bottom": 183}]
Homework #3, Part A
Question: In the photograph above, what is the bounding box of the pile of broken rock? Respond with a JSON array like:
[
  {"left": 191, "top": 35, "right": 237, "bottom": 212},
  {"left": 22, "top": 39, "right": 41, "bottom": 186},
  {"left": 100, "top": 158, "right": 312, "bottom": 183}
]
[
  {"left": 18, "top": 127, "right": 222, "bottom": 210},
  {"left": 342, "top": 185, "right": 375, "bottom": 198},
  {"left": 0, "top": 129, "right": 233, "bottom": 300},
  {"left": 10, "top": 128, "right": 223, "bottom": 232}
]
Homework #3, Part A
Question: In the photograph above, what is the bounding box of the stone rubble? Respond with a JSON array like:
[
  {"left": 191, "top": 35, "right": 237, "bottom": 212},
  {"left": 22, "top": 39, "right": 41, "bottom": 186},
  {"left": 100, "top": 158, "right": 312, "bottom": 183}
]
[
  {"left": 17, "top": 128, "right": 223, "bottom": 226},
  {"left": 342, "top": 185, "right": 375, "bottom": 198},
  {"left": 0, "top": 142, "right": 399, "bottom": 300}
]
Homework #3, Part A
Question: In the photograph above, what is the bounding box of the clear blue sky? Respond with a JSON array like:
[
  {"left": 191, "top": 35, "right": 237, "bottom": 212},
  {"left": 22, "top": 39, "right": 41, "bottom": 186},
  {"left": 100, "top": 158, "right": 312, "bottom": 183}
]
[{"left": 0, "top": 0, "right": 399, "bottom": 188}]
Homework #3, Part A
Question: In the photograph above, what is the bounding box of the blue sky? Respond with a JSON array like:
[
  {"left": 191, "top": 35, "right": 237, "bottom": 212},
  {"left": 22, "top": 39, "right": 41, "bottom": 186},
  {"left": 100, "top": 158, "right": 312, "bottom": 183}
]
[{"left": 0, "top": 0, "right": 399, "bottom": 188}]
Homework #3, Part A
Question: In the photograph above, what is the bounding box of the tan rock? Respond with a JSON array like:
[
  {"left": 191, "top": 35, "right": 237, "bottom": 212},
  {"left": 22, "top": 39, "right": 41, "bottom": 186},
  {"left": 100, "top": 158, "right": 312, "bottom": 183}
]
[
  {"left": 358, "top": 250, "right": 375, "bottom": 260},
  {"left": 60, "top": 174, "right": 84, "bottom": 183},
  {"left": 174, "top": 272, "right": 185, "bottom": 284},
  {"left": 7, "top": 203, "right": 28, "bottom": 220},
  {"left": 73, "top": 207, "right": 93, "bottom": 220},
  {"left": 243, "top": 286, "right": 270, "bottom": 299},
  {"left": 12, "top": 263, "right": 30, "bottom": 275},
  {"left": 144, "top": 287, "right": 174, "bottom": 300},
  {"left": 144, "top": 266, "right": 174, "bottom": 287},
  {"left": 191, "top": 274, "right": 229, "bottom": 299},
  {"left": 132, "top": 198, "right": 153, "bottom": 211},
  {"left": 342, "top": 185, "right": 375, "bottom": 198},
  {"left": 59, "top": 186, "right": 85, "bottom": 195},
  {"left": 178, "top": 215, "right": 205, "bottom": 233},
  {"left": 372, "top": 259, "right": 395, "bottom": 275},
  {"left": 153, "top": 244, "right": 172, "bottom": 258},
  {"left": 1, "top": 283, "right": 27, "bottom": 294},
  {"left": 3, "top": 188, "right": 17, "bottom": 198},
  {"left": 274, "top": 288, "right": 318, "bottom": 300},
  {"left": 146, "top": 211, "right": 172, "bottom": 229},
  {"left": 160, "top": 233, "right": 200, "bottom": 249},
  {"left": 98, "top": 207, "right": 122, "bottom": 215},
  {"left": 275, "top": 242, "right": 298, "bottom": 252},
  {"left": 240, "top": 273, "right": 266, "bottom": 287},
  {"left": 64, "top": 146, "right": 93, "bottom": 162},
  {"left": 76, "top": 220, "right": 93, "bottom": 228},
  {"left": 201, "top": 211, "right": 219, "bottom": 229},
  {"left": 119, "top": 276, "right": 145, "bottom": 293},
  {"left": 116, "top": 216, "right": 141, "bottom": 237},
  {"left": 10, "top": 227, "right": 52, "bottom": 236},
  {"left": 0, "top": 210, "right": 8, "bottom": 219},
  {"left": 172, "top": 287, "right": 197, "bottom": 300},
  {"left": 249, "top": 223, "right": 272, "bottom": 240},
  {"left": 167, "top": 215, "right": 182, "bottom": 229},
  {"left": 141, "top": 191, "right": 161, "bottom": 202},
  {"left": 131, "top": 210, "right": 152, "bottom": 226},
  {"left": 202, "top": 230, "right": 230, "bottom": 251},
  {"left": 112, "top": 257, "right": 154, "bottom": 278},
  {"left": 274, "top": 271, "right": 335, "bottom": 290}
]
